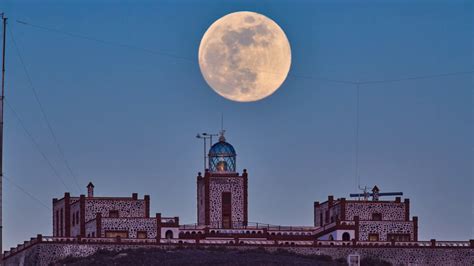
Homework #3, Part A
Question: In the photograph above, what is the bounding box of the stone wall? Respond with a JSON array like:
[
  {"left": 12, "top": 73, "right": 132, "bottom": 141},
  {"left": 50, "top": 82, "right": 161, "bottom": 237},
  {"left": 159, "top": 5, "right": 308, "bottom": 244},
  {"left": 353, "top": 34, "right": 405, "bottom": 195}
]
[
  {"left": 359, "top": 221, "right": 414, "bottom": 241},
  {"left": 209, "top": 176, "right": 245, "bottom": 227},
  {"left": 346, "top": 202, "right": 406, "bottom": 221},
  {"left": 85, "top": 199, "right": 147, "bottom": 222},
  {"left": 4, "top": 242, "right": 473, "bottom": 266},
  {"left": 100, "top": 218, "right": 157, "bottom": 238}
]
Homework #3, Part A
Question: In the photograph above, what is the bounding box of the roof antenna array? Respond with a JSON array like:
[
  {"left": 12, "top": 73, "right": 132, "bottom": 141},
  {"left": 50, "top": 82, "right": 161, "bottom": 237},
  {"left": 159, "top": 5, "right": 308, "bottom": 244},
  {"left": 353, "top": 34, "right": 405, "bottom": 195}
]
[{"left": 350, "top": 185, "right": 403, "bottom": 201}]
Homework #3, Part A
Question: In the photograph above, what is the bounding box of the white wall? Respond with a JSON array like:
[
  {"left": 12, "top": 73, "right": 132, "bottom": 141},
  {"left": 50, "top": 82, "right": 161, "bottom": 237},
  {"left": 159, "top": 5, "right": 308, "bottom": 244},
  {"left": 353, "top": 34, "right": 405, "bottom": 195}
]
[{"left": 318, "top": 230, "right": 354, "bottom": 241}]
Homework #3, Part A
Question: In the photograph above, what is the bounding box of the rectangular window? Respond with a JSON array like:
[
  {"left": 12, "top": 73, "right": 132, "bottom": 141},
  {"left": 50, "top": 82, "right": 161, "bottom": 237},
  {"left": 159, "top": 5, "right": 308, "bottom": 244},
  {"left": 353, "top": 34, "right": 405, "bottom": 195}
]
[
  {"left": 222, "top": 192, "right": 231, "bottom": 204},
  {"left": 105, "top": 231, "right": 128, "bottom": 238},
  {"left": 222, "top": 192, "right": 232, "bottom": 228},
  {"left": 72, "top": 213, "right": 75, "bottom": 226},
  {"left": 55, "top": 210, "right": 59, "bottom": 236},
  {"left": 137, "top": 231, "right": 147, "bottom": 239},
  {"left": 372, "top": 213, "right": 382, "bottom": 221},
  {"left": 387, "top": 234, "right": 410, "bottom": 242},
  {"left": 109, "top": 210, "right": 119, "bottom": 218},
  {"left": 60, "top": 208, "right": 64, "bottom": 237},
  {"left": 368, "top": 233, "right": 379, "bottom": 241}
]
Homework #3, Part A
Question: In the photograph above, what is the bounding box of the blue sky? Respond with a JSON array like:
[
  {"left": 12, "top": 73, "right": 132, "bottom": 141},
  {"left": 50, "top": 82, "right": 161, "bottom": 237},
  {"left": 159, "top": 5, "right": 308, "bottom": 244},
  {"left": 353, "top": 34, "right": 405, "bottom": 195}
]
[{"left": 0, "top": 0, "right": 472, "bottom": 250}]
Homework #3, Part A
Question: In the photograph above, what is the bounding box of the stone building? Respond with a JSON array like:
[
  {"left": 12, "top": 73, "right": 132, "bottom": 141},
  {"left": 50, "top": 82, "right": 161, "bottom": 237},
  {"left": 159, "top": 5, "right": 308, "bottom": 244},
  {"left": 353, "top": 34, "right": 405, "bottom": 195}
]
[
  {"left": 314, "top": 187, "right": 417, "bottom": 242},
  {"left": 52, "top": 183, "right": 179, "bottom": 240}
]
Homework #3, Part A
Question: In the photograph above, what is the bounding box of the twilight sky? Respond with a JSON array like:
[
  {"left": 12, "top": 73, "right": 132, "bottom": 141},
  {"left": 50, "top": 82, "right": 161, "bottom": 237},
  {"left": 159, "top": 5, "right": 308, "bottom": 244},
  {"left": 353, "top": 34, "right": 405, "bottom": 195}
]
[{"left": 0, "top": 0, "right": 472, "bottom": 250}]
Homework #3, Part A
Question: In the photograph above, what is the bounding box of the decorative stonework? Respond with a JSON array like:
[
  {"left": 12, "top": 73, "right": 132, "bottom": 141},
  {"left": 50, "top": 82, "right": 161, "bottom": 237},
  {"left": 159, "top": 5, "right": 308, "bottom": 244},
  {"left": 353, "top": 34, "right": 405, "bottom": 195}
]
[
  {"left": 99, "top": 218, "right": 157, "bottom": 238},
  {"left": 208, "top": 176, "right": 245, "bottom": 227},
  {"left": 85, "top": 199, "right": 146, "bottom": 222},
  {"left": 358, "top": 221, "right": 414, "bottom": 241},
  {"left": 4, "top": 242, "right": 473, "bottom": 266},
  {"left": 345, "top": 202, "right": 406, "bottom": 221}
]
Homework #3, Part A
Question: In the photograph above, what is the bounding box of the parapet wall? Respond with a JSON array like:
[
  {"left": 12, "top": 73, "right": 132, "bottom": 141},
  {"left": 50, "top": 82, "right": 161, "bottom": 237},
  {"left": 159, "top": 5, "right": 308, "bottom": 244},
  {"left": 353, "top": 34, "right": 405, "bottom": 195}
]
[{"left": 4, "top": 240, "right": 473, "bottom": 266}]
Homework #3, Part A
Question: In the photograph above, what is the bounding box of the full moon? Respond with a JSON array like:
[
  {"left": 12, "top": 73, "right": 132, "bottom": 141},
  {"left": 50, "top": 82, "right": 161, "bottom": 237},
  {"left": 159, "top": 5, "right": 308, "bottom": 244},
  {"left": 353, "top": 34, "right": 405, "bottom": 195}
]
[{"left": 198, "top": 11, "right": 292, "bottom": 102}]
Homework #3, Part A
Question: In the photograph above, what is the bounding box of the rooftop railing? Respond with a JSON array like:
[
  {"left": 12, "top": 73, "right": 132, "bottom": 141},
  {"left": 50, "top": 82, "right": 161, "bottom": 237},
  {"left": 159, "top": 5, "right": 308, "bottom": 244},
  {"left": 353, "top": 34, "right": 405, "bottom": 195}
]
[{"left": 3, "top": 235, "right": 472, "bottom": 260}]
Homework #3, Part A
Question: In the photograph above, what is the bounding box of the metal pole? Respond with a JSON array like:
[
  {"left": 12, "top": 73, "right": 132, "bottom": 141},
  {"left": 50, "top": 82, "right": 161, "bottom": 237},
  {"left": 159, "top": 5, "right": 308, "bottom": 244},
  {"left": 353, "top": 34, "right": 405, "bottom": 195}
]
[
  {"left": 203, "top": 138, "right": 207, "bottom": 171},
  {"left": 0, "top": 13, "right": 7, "bottom": 257}
]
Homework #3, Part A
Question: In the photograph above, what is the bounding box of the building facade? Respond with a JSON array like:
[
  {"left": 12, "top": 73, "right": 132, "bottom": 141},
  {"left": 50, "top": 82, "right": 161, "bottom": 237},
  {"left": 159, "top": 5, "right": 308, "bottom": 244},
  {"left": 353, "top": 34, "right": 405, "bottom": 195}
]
[
  {"left": 314, "top": 190, "right": 417, "bottom": 242},
  {"left": 52, "top": 183, "right": 179, "bottom": 240}
]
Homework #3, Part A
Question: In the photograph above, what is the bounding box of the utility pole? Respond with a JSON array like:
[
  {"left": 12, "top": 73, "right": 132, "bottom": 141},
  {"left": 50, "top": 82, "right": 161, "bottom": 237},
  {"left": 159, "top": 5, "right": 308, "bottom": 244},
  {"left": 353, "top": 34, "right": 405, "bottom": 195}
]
[{"left": 0, "top": 13, "right": 7, "bottom": 257}]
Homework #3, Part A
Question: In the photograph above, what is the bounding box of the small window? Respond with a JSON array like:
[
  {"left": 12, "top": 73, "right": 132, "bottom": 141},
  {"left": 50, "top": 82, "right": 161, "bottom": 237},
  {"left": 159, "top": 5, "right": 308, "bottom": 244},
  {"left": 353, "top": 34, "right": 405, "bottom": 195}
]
[
  {"left": 137, "top": 231, "right": 147, "bottom": 239},
  {"left": 92, "top": 232, "right": 95, "bottom": 238},
  {"left": 369, "top": 233, "right": 379, "bottom": 241},
  {"left": 222, "top": 192, "right": 231, "bottom": 204},
  {"left": 72, "top": 213, "right": 75, "bottom": 225},
  {"left": 109, "top": 210, "right": 119, "bottom": 218},
  {"left": 372, "top": 213, "right": 382, "bottom": 221}
]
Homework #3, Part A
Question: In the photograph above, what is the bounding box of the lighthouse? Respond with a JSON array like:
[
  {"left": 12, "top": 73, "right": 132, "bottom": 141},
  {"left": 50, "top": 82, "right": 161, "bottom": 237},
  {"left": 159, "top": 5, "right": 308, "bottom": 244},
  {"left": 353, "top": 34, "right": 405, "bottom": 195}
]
[{"left": 196, "top": 130, "right": 248, "bottom": 228}]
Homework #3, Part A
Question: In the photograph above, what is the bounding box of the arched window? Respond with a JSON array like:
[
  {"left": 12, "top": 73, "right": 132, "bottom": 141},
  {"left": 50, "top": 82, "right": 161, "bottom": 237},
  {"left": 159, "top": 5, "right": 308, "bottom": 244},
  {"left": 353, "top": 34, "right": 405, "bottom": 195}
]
[
  {"left": 342, "top": 232, "right": 350, "bottom": 241},
  {"left": 328, "top": 235, "right": 334, "bottom": 241},
  {"left": 165, "top": 230, "right": 173, "bottom": 239}
]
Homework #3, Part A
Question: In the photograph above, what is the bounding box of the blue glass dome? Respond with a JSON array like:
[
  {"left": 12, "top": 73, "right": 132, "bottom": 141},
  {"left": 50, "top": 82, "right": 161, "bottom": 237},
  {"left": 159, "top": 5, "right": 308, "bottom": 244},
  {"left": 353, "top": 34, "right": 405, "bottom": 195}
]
[{"left": 208, "top": 132, "right": 236, "bottom": 173}]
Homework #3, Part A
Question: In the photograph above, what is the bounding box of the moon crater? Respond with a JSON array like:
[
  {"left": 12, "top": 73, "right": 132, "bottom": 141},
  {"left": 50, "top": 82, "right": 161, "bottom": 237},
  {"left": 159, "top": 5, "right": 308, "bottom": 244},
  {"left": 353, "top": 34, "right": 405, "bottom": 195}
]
[{"left": 199, "top": 11, "right": 291, "bottom": 102}]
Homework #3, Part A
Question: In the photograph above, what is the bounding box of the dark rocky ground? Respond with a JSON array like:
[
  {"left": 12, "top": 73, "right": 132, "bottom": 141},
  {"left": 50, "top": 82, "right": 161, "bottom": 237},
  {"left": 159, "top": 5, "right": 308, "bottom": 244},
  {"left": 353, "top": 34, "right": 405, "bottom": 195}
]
[{"left": 56, "top": 247, "right": 392, "bottom": 266}]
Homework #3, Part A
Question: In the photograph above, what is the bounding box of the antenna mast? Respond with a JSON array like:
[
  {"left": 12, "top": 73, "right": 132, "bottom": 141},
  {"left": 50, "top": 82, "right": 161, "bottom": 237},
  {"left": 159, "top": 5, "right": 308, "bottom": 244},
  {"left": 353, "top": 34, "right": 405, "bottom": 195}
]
[
  {"left": 0, "top": 12, "right": 7, "bottom": 257},
  {"left": 355, "top": 83, "right": 360, "bottom": 199},
  {"left": 221, "top": 113, "right": 225, "bottom": 133}
]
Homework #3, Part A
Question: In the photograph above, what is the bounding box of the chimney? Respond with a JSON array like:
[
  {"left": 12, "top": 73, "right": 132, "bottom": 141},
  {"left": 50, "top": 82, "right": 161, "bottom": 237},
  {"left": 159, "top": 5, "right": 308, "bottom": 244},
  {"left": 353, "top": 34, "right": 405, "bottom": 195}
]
[{"left": 87, "top": 182, "right": 95, "bottom": 198}]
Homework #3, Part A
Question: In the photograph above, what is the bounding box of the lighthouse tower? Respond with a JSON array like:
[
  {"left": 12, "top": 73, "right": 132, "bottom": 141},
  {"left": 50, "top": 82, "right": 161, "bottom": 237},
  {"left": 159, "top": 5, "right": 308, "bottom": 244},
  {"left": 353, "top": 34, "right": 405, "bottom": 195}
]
[{"left": 197, "top": 131, "right": 248, "bottom": 228}]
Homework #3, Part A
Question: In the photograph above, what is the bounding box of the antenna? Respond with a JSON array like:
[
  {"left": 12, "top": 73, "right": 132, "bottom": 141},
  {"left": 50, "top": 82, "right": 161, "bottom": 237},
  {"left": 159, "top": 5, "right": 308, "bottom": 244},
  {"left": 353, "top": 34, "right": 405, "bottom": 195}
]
[
  {"left": 0, "top": 12, "right": 7, "bottom": 257},
  {"left": 355, "top": 83, "right": 360, "bottom": 197},
  {"left": 196, "top": 132, "right": 217, "bottom": 171},
  {"left": 221, "top": 113, "right": 224, "bottom": 132},
  {"left": 350, "top": 185, "right": 403, "bottom": 201},
  {"left": 196, "top": 134, "right": 209, "bottom": 171}
]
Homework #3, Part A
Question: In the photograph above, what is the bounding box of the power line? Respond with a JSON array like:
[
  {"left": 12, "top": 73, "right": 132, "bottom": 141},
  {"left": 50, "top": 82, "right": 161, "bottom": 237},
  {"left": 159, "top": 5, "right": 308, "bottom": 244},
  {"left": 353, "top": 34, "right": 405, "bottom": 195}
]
[
  {"left": 3, "top": 173, "right": 51, "bottom": 211},
  {"left": 358, "top": 71, "right": 474, "bottom": 85},
  {"left": 5, "top": 100, "right": 71, "bottom": 191},
  {"left": 15, "top": 19, "right": 358, "bottom": 86},
  {"left": 15, "top": 20, "right": 474, "bottom": 87},
  {"left": 8, "top": 25, "right": 81, "bottom": 193},
  {"left": 16, "top": 20, "right": 194, "bottom": 63}
]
